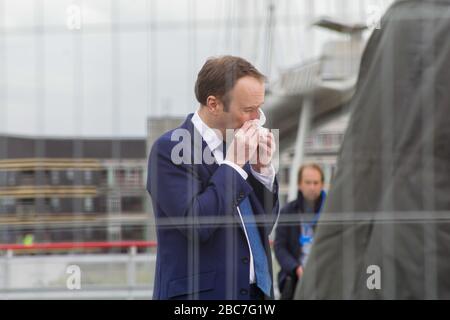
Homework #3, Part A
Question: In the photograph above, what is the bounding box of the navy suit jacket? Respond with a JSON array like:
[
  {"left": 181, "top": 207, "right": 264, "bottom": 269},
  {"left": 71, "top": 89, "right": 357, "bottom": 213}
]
[{"left": 147, "top": 114, "right": 279, "bottom": 300}]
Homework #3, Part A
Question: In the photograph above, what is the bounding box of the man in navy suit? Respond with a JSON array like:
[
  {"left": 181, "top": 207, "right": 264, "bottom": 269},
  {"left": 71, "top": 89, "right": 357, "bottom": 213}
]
[{"left": 147, "top": 56, "right": 279, "bottom": 300}]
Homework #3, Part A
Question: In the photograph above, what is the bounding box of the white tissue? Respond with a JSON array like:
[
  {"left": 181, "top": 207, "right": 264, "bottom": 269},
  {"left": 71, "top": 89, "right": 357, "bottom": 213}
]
[
  {"left": 257, "top": 109, "right": 269, "bottom": 138},
  {"left": 257, "top": 109, "right": 267, "bottom": 127}
]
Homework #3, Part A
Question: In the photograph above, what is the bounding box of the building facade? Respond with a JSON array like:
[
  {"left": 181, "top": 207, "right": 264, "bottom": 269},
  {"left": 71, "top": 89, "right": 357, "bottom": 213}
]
[{"left": 0, "top": 135, "right": 149, "bottom": 245}]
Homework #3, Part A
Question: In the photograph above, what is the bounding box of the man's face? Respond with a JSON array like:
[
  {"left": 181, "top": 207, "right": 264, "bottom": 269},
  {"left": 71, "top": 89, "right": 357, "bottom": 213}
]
[
  {"left": 218, "top": 76, "right": 265, "bottom": 130},
  {"left": 298, "top": 167, "right": 324, "bottom": 203}
]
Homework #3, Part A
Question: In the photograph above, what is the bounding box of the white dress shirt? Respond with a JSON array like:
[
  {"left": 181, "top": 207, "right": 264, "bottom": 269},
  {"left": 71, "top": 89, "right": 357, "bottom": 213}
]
[{"left": 191, "top": 110, "right": 275, "bottom": 284}]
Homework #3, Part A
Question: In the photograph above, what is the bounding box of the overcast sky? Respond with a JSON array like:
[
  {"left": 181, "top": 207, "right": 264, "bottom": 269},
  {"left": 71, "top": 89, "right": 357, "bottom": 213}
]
[{"left": 0, "top": 0, "right": 392, "bottom": 138}]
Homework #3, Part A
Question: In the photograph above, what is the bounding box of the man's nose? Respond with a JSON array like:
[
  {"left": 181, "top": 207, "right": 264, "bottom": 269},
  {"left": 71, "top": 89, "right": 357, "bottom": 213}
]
[{"left": 249, "top": 110, "right": 259, "bottom": 121}]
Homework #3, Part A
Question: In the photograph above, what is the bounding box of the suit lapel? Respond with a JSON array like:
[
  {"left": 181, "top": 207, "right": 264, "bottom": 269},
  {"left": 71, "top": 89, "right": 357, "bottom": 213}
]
[{"left": 182, "top": 113, "right": 219, "bottom": 177}]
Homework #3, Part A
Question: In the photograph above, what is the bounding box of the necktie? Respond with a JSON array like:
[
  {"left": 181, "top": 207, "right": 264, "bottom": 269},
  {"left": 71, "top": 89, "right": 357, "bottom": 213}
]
[
  {"left": 239, "top": 197, "right": 272, "bottom": 297},
  {"left": 221, "top": 141, "right": 227, "bottom": 159}
]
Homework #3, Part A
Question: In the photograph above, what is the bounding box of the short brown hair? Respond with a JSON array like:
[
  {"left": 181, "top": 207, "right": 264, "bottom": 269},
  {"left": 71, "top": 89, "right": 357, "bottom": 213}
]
[
  {"left": 297, "top": 163, "right": 325, "bottom": 184},
  {"left": 195, "top": 55, "right": 265, "bottom": 111}
]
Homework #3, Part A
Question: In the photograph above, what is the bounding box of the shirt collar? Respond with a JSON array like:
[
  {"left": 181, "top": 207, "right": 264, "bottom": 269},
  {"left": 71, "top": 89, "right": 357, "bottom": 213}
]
[{"left": 191, "top": 110, "right": 223, "bottom": 152}]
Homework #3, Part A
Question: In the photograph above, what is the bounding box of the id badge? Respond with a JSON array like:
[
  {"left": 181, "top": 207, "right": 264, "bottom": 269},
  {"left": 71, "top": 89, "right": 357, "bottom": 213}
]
[{"left": 300, "top": 234, "right": 313, "bottom": 246}]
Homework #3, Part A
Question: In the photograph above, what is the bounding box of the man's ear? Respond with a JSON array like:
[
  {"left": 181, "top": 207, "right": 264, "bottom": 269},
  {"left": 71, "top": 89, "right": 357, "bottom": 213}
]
[{"left": 206, "top": 96, "right": 225, "bottom": 114}]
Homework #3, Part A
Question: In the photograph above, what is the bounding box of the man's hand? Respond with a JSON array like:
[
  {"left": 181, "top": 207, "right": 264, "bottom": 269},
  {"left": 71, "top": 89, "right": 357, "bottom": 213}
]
[
  {"left": 296, "top": 266, "right": 303, "bottom": 279},
  {"left": 225, "top": 121, "right": 259, "bottom": 168},
  {"left": 251, "top": 128, "right": 276, "bottom": 173}
]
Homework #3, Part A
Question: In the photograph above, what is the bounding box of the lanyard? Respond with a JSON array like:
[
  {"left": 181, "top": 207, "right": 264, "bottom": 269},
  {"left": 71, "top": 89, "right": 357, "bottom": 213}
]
[{"left": 298, "top": 191, "right": 326, "bottom": 246}]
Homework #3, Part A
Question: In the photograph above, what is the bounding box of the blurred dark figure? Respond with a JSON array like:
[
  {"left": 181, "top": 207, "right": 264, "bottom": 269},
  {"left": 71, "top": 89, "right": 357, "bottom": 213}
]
[
  {"left": 295, "top": 0, "right": 450, "bottom": 299},
  {"left": 274, "top": 164, "right": 326, "bottom": 299}
]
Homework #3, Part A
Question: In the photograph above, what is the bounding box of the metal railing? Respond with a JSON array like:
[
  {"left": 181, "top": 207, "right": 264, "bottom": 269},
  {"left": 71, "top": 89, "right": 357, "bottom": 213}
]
[
  {"left": 0, "top": 241, "right": 157, "bottom": 300},
  {"left": 0, "top": 239, "right": 282, "bottom": 300}
]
